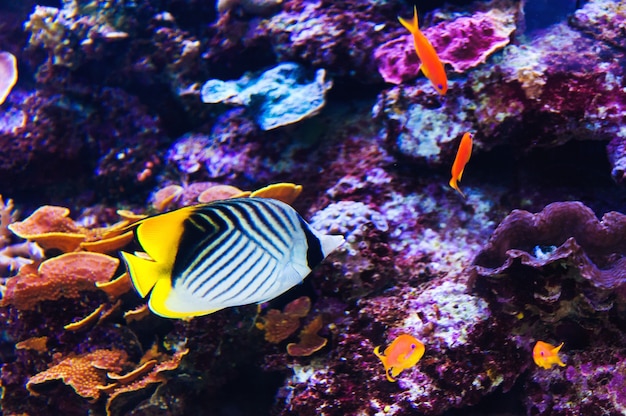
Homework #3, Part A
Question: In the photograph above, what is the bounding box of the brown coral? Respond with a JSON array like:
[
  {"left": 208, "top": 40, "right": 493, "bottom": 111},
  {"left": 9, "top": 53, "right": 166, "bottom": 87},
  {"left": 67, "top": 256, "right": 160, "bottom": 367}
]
[
  {"left": 287, "top": 315, "right": 327, "bottom": 357},
  {"left": 105, "top": 348, "right": 189, "bottom": 416},
  {"left": 256, "top": 296, "right": 311, "bottom": 343},
  {"left": 27, "top": 349, "right": 129, "bottom": 400},
  {"left": 1, "top": 252, "right": 119, "bottom": 310},
  {"left": 8, "top": 205, "right": 143, "bottom": 254}
]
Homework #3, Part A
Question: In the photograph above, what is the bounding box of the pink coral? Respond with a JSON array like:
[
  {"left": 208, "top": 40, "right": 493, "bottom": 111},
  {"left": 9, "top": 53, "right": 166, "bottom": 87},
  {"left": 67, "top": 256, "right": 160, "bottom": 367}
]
[
  {"left": 375, "top": 9, "right": 516, "bottom": 84},
  {"left": 0, "top": 51, "right": 17, "bottom": 105}
]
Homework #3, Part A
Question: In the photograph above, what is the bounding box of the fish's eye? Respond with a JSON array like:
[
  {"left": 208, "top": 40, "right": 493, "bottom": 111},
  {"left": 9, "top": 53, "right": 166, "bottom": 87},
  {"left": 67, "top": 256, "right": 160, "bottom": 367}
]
[
  {"left": 410, "top": 344, "right": 416, "bottom": 349},
  {"left": 437, "top": 84, "right": 443, "bottom": 90}
]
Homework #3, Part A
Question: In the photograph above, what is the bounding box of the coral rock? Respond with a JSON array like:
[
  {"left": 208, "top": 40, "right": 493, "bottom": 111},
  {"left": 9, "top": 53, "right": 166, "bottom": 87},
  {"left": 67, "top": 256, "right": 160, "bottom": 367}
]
[
  {"left": 2, "top": 252, "right": 119, "bottom": 310},
  {"left": 472, "top": 201, "right": 626, "bottom": 331},
  {"left": 286, "top": 315, "right": 327, "bottom": 357},
  {"left": 27, "top": 349, "right": 128, "bottom": 400},
  {"left": 201, "top": 62, "right": 332, "bottom": 130},
  {"left": 256, "top": 296, "right": 311, "bottom": 343},
  {"left": 375, "top": 9, "right": 517, "bottom": 84},
  {"left": 569, "top": 0, "right": 626, "bottom": 49}
]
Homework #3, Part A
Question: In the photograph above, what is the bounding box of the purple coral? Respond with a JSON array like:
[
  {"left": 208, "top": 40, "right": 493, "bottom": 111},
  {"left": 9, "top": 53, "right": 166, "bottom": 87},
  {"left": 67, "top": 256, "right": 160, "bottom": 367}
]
[{"left": 375, "top": 9, "right": 516, "bottom": 84}]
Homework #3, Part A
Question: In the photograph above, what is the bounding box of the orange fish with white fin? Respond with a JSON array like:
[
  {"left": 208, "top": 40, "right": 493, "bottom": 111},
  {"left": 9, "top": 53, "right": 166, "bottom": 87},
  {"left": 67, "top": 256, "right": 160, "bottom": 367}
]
[
  {"left": 449, "top": 132, "right": 473, "bottom": 198},
  {"left": 533, "top": 341, "right": 566, "bottom": 369},
  {"left": 374, "top": 334, "right": 425, "bottom": 382},
  {"left": 398, "top": 6, "right": 447, "bottom": 95}
]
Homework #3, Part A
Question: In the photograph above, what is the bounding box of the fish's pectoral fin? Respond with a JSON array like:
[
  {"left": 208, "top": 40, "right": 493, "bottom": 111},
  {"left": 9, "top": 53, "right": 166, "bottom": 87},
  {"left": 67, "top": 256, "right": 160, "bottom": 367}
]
[{"left": 121, "top": 251, "right": 164, "bottom": 297}]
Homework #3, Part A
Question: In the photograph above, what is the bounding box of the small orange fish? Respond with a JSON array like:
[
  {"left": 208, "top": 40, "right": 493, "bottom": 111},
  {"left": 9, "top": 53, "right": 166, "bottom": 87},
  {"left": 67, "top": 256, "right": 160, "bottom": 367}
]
[
  {"left": 533, "top": 341, "right": 566, "bottom": 369},
  {"left": 449, "top": 132, "right": 473, "bottom": 198},
  {"left": 398, "top": 6, "right": 447, "bottom": 95},
  {"left": 374, "top": 334, "right": 425, "bottom": 382}
]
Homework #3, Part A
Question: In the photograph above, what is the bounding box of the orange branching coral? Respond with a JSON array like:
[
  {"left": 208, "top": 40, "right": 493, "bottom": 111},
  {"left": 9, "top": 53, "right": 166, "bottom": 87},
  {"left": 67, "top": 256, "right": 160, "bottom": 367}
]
[
  {"left": 64, "top": 304, "right": 106, "bottom": 332},
  {"left": 1, "top": 252, "right": 119, "bottom": 310},
  {"left": 287, "top": 315, "right": 328, "bottom": 357},
  {"left": 151, "top": 182, "right": 303, "bottom": 211},
  {"left": 8, "top": 206, "right": 144, "bottom": 254},
  {"left": 15, "top": 336, "right": 48, "bottom": 352},
  {"left": 96, "top": 272, "right": 133, "bottom": 301},
  {"left": 27, "top": 349, "right": 129, "bottom": 401},
  {"left": 80, "top": 231, "right": 134, "bottom": 254},
  {"left": 256, "top": 296, "right": 311, "bottom": 343},
  {"left": 198, "top": 184, "right": 247, "bottom": 203},
  {"left": 105, "top": 348, "right": 189, "bottom": 416},
  {"left": 8, "top": 206, "right": 85, "bottom": 252},
  {"left": 124, "top": 304, "right": 150, "bottom": 324},
  {"left": 152, "top": 184, "right": 184, "bottom": 211}
]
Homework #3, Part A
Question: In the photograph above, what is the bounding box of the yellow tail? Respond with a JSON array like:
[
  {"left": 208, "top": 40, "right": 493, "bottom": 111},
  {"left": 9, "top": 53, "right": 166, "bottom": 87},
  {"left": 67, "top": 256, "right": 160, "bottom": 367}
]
[{"left": 398, "top": 5, "right": 419, "bottom": 34}]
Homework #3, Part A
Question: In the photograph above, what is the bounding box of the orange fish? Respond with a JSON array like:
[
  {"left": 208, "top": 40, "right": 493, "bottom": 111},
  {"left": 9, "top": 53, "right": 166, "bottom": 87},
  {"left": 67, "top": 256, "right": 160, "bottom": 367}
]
[
  {"left": 533, "top": 341, "right": 566, "bottom": 369},
  {"left": 398, "top": 6, "right": 447, "bottom": 95},
  {"left": 449, "top": 132, "right": 473, "bottom": 198},
  {"left": 374, "top": 334, "right": 425, "bottom": 382}
]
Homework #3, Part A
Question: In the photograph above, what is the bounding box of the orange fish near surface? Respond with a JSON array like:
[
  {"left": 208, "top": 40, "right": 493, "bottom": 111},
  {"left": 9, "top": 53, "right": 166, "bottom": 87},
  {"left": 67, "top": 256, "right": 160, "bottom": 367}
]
[
  {"left": 449, "top": 132, "right": 473, "bottom": 198},
  {"left": 398, "top": 6, "right": 447, "bottom": 95},
  {"left": 533, "top": 341, "right": 566, "bottom": 369},
  {"left": 374, "top": 334, "right": 425, "bottom": 382}
]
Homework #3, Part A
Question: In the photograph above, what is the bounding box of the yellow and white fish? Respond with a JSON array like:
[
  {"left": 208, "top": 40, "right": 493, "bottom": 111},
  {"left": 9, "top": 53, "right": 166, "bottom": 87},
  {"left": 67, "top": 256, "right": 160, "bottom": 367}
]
[{"left": 121, "top": 197, "right": 344, "bottom": 319}]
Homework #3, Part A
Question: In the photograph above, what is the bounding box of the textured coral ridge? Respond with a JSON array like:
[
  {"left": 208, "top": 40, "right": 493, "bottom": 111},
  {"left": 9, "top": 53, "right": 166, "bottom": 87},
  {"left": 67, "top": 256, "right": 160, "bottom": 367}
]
[
  {"left": 472, "top": 201, "right": 626, "bottom": 415},
  {"left": 374, "top": 0, "right": 626, "bottom": 173}
]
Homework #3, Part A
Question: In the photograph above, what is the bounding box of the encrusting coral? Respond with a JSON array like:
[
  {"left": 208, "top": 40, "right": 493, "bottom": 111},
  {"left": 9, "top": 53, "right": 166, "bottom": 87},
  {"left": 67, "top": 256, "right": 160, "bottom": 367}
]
[{"left": 375, "top": 7, "right": 517, "bottom": 84}]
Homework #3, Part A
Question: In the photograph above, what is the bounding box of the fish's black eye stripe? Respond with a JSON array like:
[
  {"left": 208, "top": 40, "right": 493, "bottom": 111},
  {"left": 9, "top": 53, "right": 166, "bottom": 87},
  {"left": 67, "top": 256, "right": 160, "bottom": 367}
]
[{"left": 174, "top": 211, "right": 229, "bottom": 286}]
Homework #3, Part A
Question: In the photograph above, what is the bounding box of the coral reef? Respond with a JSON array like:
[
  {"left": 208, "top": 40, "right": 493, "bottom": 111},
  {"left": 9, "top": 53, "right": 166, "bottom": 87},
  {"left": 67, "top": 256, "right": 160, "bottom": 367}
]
[
  {"left": 375, "top": 8, "right": 517, "bottom": 84},
  {"left": 3, "top": 0, "right": 626, "bottom": 414},
  {"left": 201, "top": 62, "right": 332, "bottom": 130},
  {"left": 472, "top": 201, "right": 626, "bottom": 323},
  {"left": 569, "top": 0, "right": 626, "bottom": 49},
  {"left": 0, "top": 196, "right": 42, "bottom": 278}
]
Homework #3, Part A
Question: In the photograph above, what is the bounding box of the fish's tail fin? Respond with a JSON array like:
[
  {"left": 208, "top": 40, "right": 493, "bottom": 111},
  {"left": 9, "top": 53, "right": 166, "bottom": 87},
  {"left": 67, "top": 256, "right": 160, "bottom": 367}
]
[
  {"left": 320, "top": 234, "right": 344, "bottom": 257},
  {"left": 398, "top": 5, "right": 420, "bottom": 34},
  {"left": 449, "top": 178, "right": 466, "bottom": 199}
]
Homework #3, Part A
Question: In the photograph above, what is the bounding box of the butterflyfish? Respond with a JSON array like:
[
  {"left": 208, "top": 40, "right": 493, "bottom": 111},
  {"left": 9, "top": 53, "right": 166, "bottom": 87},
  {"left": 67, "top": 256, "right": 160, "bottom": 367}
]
[
  {"left": 533, "top": 341, "right": 566, "bottom": 369},
  {"left": 397, "top": 6, "right": 447, "bottom": 95},
  {"left": 374, "top": 334, "right": 425, "bottom": 382},
  {"left": 449, "top": 132, "right": 473, "bottom": 198},
  {"left": 121, "top": 197, "right": 344, "bottom": 319}
]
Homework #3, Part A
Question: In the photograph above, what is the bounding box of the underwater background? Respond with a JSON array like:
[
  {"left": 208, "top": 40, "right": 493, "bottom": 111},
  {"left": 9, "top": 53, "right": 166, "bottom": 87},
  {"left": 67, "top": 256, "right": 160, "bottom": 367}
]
[{"left": 1, "top": 0, "right": 626, "bottom": 414}]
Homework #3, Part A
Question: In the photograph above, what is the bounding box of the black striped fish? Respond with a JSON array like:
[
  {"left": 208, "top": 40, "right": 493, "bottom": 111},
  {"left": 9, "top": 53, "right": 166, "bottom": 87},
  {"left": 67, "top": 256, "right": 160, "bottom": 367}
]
[{"left": 121, "top": 197, "right": 344, "bottom": 319}]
